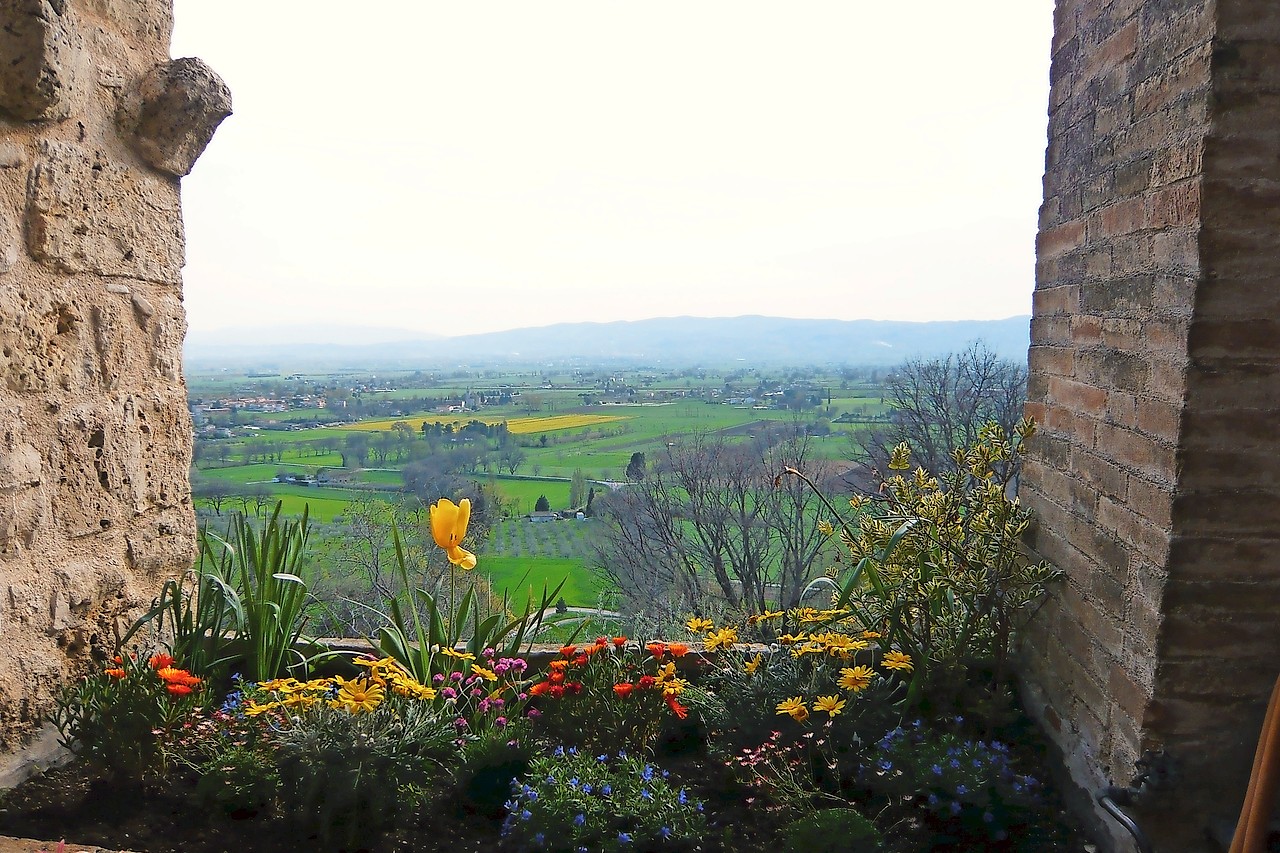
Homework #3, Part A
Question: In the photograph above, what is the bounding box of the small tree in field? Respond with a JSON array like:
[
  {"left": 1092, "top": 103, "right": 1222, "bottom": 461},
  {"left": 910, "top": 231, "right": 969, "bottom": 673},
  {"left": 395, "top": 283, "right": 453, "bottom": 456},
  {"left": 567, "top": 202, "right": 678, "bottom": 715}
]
[{"left": 534, "top": 495, "right": 550, "bottom": 512}]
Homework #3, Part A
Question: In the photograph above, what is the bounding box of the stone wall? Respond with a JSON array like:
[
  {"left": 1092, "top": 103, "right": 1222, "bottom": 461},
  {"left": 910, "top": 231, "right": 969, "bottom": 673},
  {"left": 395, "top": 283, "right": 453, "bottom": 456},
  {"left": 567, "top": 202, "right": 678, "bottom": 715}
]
[
  {"left": 1023, "top": 0, "right": 1280, "bottom": 849},
  {"left": 0, "top": 0, "right": 227, "bottom": 758}
]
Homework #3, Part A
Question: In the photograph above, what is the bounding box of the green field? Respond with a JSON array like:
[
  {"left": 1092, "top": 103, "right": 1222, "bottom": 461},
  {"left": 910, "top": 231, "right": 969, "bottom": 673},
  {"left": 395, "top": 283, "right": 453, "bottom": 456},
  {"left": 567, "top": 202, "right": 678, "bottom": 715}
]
[{"left": 479, "top": 556, "right": 601, "bottom": 609}]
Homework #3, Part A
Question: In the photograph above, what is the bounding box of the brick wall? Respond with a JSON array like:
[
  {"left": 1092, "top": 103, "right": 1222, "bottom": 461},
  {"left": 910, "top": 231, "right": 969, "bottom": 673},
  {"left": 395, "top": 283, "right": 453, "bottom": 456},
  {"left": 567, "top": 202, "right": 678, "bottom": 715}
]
[{"left": 1025, "top": 0, "right": 1280, "bottom": 849}]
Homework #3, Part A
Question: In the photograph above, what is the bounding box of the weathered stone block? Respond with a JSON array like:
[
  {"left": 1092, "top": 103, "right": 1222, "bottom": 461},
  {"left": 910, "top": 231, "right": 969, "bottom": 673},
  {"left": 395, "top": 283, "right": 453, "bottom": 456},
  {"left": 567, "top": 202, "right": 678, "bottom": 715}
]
[
  {"left": 0, "top": 0, "right": 79, "bottom": 122},
  {"left": 0, "top": 441, "right": 48, "bottom": 557},
  {"left": 118, "top": 58, "right": 232, "bottom": 177},
  {"left": 25, "top": 140, "right": 183, "bottom": 283}
]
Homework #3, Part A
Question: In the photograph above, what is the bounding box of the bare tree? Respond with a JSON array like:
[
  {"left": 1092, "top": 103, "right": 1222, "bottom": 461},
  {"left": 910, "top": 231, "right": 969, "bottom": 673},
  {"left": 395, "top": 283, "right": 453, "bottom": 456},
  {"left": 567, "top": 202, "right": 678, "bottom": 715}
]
[
  {"left": 855, "top": 340, "right": 1027, "bottom": 476},
  {"left": 591, "top": 430, "right": 833, "bottom": 616}
]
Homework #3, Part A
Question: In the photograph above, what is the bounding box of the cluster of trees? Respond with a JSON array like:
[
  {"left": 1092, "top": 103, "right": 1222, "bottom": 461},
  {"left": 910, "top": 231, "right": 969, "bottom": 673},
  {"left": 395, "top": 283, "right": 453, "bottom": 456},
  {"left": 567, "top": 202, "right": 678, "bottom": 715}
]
[{"left": 591, "top": 428, "right": 837, "bottom": 615}]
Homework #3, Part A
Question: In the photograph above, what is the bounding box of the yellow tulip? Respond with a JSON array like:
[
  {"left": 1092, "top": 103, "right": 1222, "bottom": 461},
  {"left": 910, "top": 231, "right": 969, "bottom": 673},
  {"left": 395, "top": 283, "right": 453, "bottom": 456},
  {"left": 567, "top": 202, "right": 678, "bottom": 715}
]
[{"left": 430, "top": 498, "right": 477, "bottom": 570}]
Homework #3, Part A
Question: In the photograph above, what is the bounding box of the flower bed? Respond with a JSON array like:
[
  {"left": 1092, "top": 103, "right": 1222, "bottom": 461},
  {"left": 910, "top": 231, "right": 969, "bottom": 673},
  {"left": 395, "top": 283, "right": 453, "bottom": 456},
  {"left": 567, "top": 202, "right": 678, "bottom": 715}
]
[{"left": 0, "top": 427, "right": 1090, "bottom": 852}]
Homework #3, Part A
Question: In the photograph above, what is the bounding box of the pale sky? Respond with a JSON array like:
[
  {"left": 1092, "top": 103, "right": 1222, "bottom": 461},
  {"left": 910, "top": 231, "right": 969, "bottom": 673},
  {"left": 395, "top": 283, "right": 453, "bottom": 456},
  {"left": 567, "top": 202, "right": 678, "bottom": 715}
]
[{"left": 172, "top": 2, "right": 1054, "bottom": 339}]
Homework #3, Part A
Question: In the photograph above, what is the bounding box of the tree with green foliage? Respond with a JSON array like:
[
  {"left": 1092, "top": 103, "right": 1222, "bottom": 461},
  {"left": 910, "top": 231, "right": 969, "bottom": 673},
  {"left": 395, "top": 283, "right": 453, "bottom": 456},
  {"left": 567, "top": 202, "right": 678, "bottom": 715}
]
[
  {"left": 625, "top": 452, "right": 646, "bottom": 482},
  {"left": 569, "top": 468, "right": 587, "bottom": 508},
  {"left": 534, "top": 494, "right": 550, "bottom": 512}
]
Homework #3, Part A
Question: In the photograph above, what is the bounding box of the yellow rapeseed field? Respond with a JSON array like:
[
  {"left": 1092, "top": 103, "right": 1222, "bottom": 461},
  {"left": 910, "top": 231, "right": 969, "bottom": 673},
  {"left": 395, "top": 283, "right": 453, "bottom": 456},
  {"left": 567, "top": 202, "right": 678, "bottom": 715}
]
[{"left": 504, "top": 414, "right": 626, "bottom": 434}]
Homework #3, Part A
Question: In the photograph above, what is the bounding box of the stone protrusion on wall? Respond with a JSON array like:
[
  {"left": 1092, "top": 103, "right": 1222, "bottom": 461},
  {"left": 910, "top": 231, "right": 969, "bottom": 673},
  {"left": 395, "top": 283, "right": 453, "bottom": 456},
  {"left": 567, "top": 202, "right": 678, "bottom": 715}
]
[
  {"left": 117, "top": 57, "right": 232, "bottom": 177},
  {"left": 0, "top": 0, "right": 81, "bottom": 123},
  {"left": 0, "top": 0, "right": 227, "bottom": 756},
  {"left": 1024, "top": 0, "right": 1280, "bottom": 850}
]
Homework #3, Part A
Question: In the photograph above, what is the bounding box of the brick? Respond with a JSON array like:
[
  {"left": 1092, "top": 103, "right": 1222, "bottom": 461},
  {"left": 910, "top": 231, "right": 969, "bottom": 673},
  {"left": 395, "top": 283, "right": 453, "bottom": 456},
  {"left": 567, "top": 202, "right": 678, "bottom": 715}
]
[
  {"left": 1151, "top": 140, "right": 1204, "bottom": 186},
  {"left": 1070, "top": 315, "right": 1104, "bottom": 345},
  {"left": 1032, "top": 284, "right": 1079, "bottom": 315},
  {"left": 1115, "top": 155, "right": 1153, "bottom": 194},
  {"left": 1085, "top": 20, "right": 1139, "bottom": 78},
  {"left": 1146, "top": 180, "right": 1201, "bottom": 228},
  {"left": 1108, "top": 233, "right": 1155, "bottom": 274},
  {"left": 1135, "top": 398, "right": 1182, "bottom": 442},
  {"left": 1150, "top": 229, "right": 1199, "bottom": 273},
  {"left": 1098, "top": 196, "right": 1146, "bottom": 237},
  {"left": 1110, "top": 664, "right": 1151, "bottom": 720},
  {"left": 1029, "top": 345, "right": 1075, "bottom": 377},
  {"left": 1076, "top": 349, "right": 1152, "bottom": 393},
  {"left": 1074, "top": 447, "right": 1129, "bottom": 501},
  {"left": 1050, "top": 376, "right": 1109, "bottom": 414},
  {"left": 1031, "top": 315, "right": 1072, "bottom": 346},
  {"left": 1126, "top": 475, "right": 1173, "bottom": 529}
]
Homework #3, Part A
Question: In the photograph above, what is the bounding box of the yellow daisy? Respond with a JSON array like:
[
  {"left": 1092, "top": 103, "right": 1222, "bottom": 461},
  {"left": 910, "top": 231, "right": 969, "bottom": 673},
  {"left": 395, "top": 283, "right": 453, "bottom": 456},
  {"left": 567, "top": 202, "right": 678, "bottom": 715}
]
[
  {"left": 814, "top": 695, "right": 846, "bottom": 716},
  {"left": 838, "top": 665, "right": 876, "bottom": 692},
  {"left": 686, "top": 616, "right": 715, "bottom": 634},
  {"left": 775, "top": 696, "right": 809, "bottom": 723},
  {"left": 882, "top": 651, "right": 914, "bottom": 672}
]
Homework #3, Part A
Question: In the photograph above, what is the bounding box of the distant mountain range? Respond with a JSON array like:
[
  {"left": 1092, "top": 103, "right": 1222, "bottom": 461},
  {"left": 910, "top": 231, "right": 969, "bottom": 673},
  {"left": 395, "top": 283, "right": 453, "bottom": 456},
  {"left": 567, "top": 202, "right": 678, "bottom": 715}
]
[{"left": 184, "top": 315, "right": 1031, "bottom": 371}]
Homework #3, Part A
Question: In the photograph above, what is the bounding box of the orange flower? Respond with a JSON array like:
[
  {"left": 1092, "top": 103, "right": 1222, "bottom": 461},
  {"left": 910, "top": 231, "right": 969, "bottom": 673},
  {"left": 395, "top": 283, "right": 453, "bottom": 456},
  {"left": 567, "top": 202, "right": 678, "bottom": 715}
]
[
  {"left": 566, "top": 682, "right": 583, "bottom": 695},
  {"left": 594, "top": 636, "right": 609, "bottom": 647},
  {"left": 549, "top": 671, "right": 566, "bottom": 685},
  {"left": 104, "top": 667, "right": 126, "bottom": 679},
  {"left": 166, "top": 683, "right": 193, "bottom": 697},
  {"left": 573, "top": 653, "right": 589, "bottom": 667},
  {"left": 612, "top": 636, "right": 628, "bottom": 647},
  {"left": 668, "top": 642, "right": 689, "bottom": 658},
  {"left": 149, "top": 653, "right": 175, "bottom": 670},
  {"left": 529, "top": 682, "right": 550, "bottom": 697},
  {"left": 665, "top": 694, "right": 689, "bottom": 719},
  {"left": 583, "top": 645, "right": 603, "bottom": 656},
  {"left": 113, "top": 655, "right": 124, "bottom": 665},
  {"left": 156, "top": 666, "right": 201, "bottom": 687},
  {"left": 646, "top": 641, "right": 666, "bottom": 658},
  {"left": 549, "top": 660, "right": 570, "bottom": 672},
  {"left": 613, "top": 683, "right": 635, "bottom": 699},
  {"left": 560, "top": 645, "right": 578, "bottom": 658}
]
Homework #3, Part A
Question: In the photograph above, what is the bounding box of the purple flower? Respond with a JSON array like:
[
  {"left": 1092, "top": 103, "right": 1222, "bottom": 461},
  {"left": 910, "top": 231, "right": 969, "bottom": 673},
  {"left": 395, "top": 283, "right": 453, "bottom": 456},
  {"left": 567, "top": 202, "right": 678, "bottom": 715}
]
[
  {"left": 495, "top": 716, "right": 508, "bottom": 727},
  {"left": 527, "top": 708, "right": 541, "bottom": 719}
]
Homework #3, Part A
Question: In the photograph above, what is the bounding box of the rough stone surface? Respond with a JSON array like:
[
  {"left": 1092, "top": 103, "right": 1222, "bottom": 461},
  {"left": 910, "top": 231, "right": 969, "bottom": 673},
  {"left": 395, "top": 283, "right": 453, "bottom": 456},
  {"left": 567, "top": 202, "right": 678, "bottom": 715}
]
[
  {"left": 0, "top": 0, "right": 225, "bottom": 771},
  {"left": 118, "top": 57, "right": 231, "bottom": 177},
  {"left": 25, "top": 141, "right": 184, "bottom": 283},
  {"left": 1023, "top": 0, "right": 1280, "bottom": 850},
  {"left": 0, "top": 0, "right": 80, "bottom": 122}
]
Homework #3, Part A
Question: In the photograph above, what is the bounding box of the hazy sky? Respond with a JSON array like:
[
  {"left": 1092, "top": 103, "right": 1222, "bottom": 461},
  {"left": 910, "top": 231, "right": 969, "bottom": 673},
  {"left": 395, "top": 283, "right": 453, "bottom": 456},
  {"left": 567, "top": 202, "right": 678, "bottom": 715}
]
[{"left": 171, "top": 2, "right": 1053, "bottom": 339}]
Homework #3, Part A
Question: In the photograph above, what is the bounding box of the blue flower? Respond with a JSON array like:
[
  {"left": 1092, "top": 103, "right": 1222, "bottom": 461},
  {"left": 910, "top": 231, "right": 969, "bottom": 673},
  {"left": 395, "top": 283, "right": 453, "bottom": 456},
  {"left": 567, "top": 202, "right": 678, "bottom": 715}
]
[
  {"left": 618, "top": 832, "right": 633, "bottom": 844},
  {"left": 554, "top": 746, "right": 565, "bottom": 757},
  {"left": 602, "top": 784, "right": 613, "bottom": 796},
  {"left": 581, "top": 783, "right": 592, "bottom": 795},
  {"left": 597, "top": 754, "right": 609, "bottom": 762},
  {"left": 568, "top": 746, "right": 578, "bottom": 755},
  {"left": 983, "top": 811, "right": 995, "bottom": 824},
  {"left": 949, "top": 801, "right": 962, "bottom": 816},
  {"left": 521, "top": 809, "right": 532, "bottom": 821},
  {"left": 641, "top": 788, "right": 653, "bottom": 800},
  {"left": 955, "top": 784, "right": 968, "bottom": 796},
  {"left": 950, "top": 758, "right": 961, "bottom": 769},
  {"left": 927, "top": 793, "right": 939, "bottom": 807},
  {"left": 568, "top": 777, "right": 580, "bottom": 789},
  {"left": 678, "top": 789, "right": 687, "bottom": 805},
  {"left": 931, "top": 764, "right": 942, "bottom": 776},
  {"left": 642, "top": 765, "right": 654, "bottom": 781},
  {"left": 574, "top": 813, "right": 585, "bottom": 827},
  {"left": 534, "top": 833, "right": 545, "bottom": 846},
  {"left": 877, "top": 759, "right": 893, "bottom": 772},
  {"left": 660, "top": 827, "right": 671, "bottom": 838}
]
